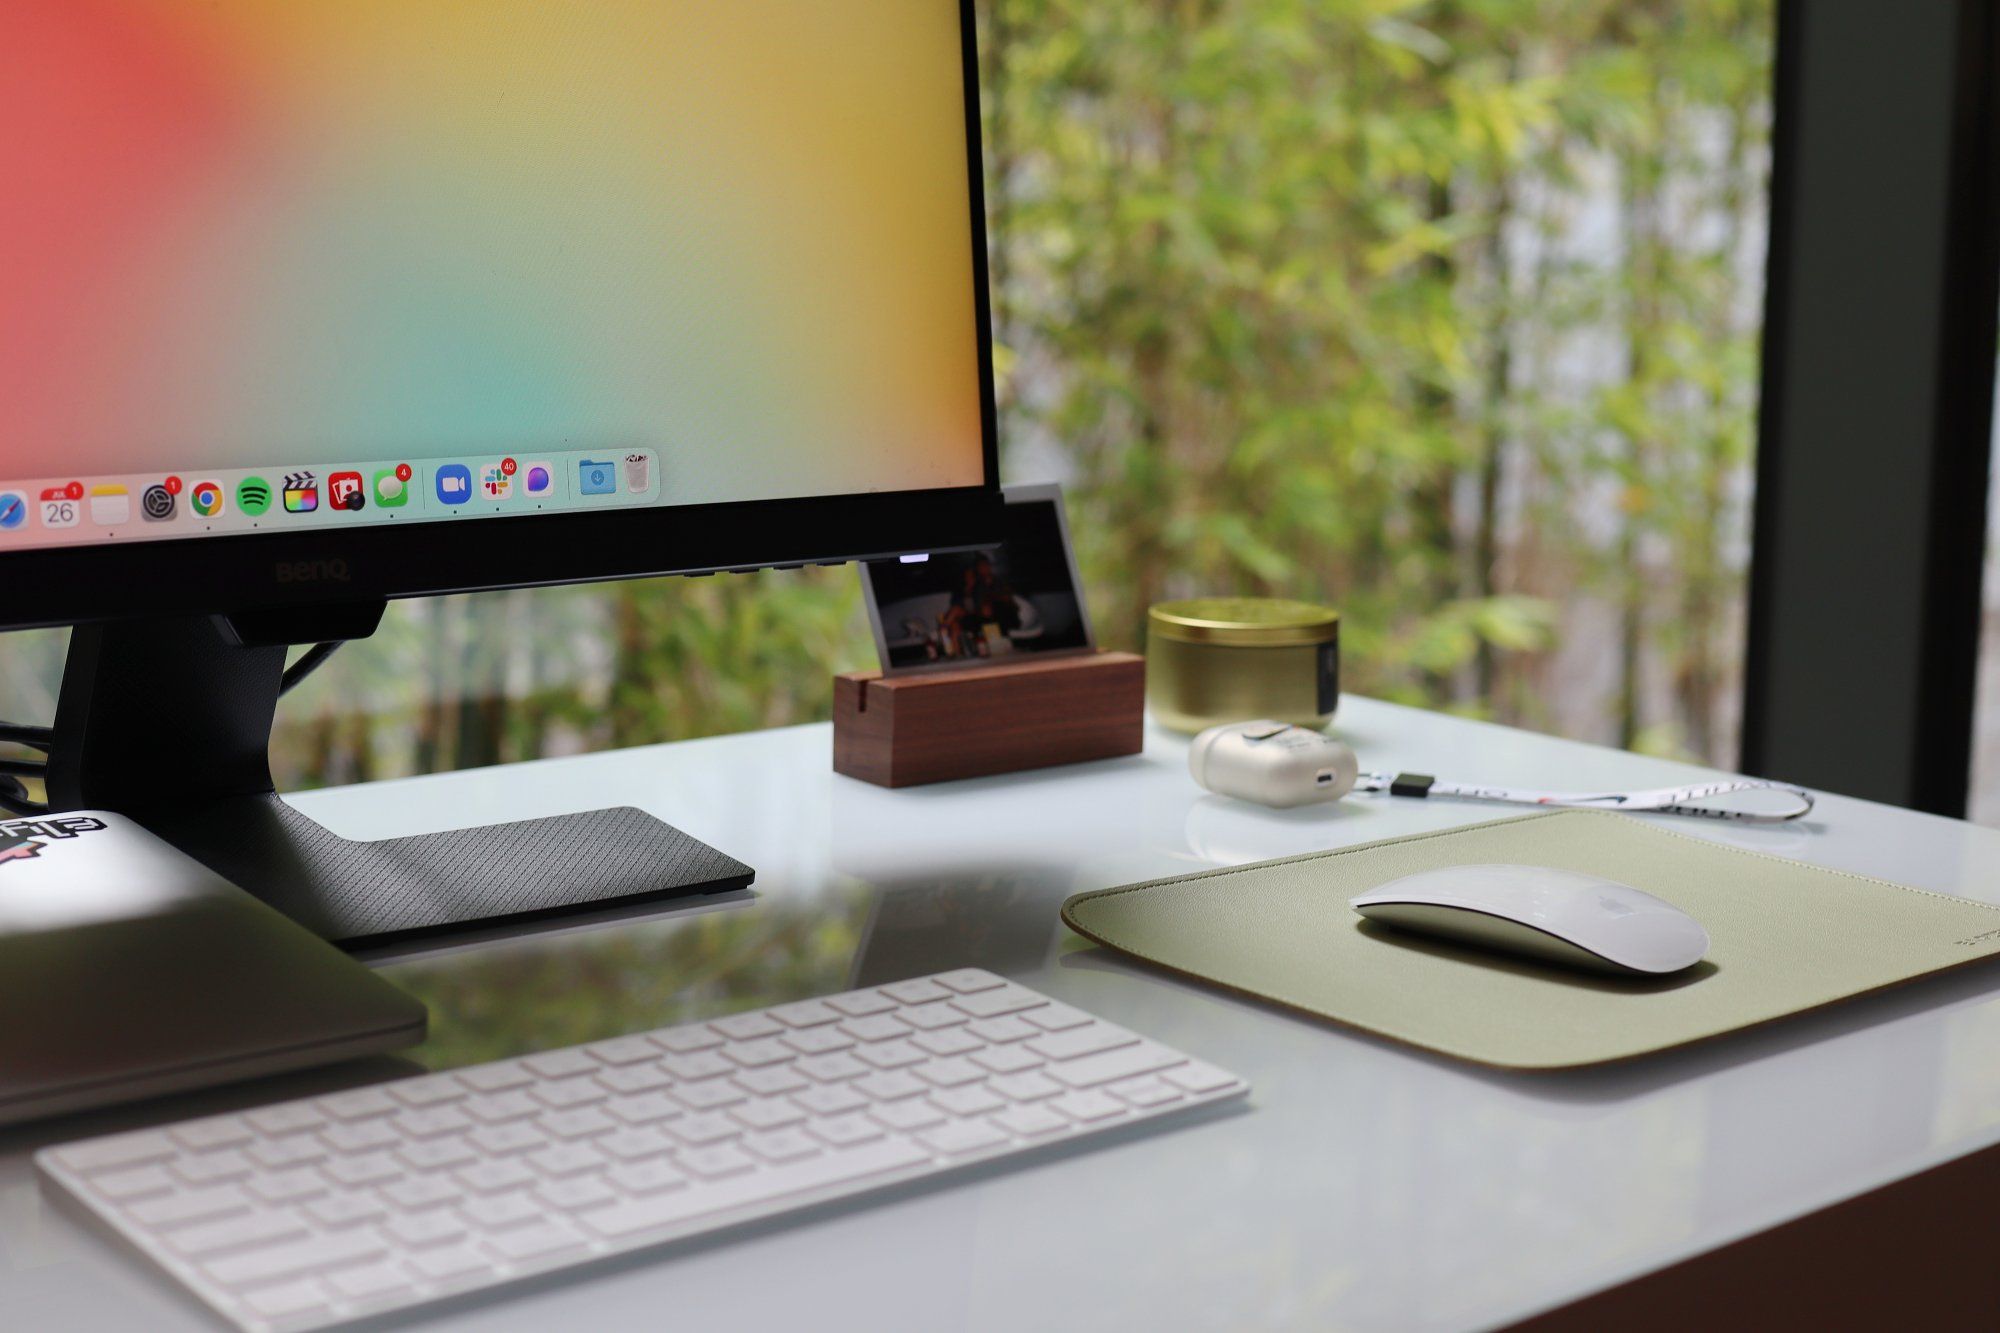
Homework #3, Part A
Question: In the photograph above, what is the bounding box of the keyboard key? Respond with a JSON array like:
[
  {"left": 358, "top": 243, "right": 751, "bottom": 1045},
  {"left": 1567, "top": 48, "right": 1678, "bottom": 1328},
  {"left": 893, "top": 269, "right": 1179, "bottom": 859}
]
[
  {"left": 769, "top": 999, "right": 842, "bottom": 1028},
  {"left": 606, "top": 1160, "right": 687, "bottom": 1196},
  {"left": 882, "top": 979, "right": 951, "bottom": 1005},
  {"left": 586, "top": 1035, "right": 663, "bottom": 1066},
  {"left": 669, "top": 1114, "right": 741, "bottom": 1147},
  {"left": 929, "top": 1086, "right": 1006, "bottom": 1118},
  {"left": 409, "top": 1244, "right": 493, "bottom": 1284},
  {"left": 854, "top": 1039, "right": 926, "bottom": 1070},
  {"left": 795, "top": 1083, "right": 870, "bottom": 1116},
  {"left": 993, "top": 1104, "right": 1069, "bottom": 1138},
  {"left": 899, "top": 1002, "right": 969, "bottom": 1031},
  {"left": 170, "top": 1119, "right": 254, "bottom": 1153},
  {"left": 948, "top": 986, "right": 1048, "bottom": 1019},
  {"left": 93, "top": 1166, "right": 174, "bottom": 1201},
  {"left": 488, "top": 1221, "right": 588, "bottom": 1264},
  {"left": 912, "top": 1028, "right": 983, "bottom": 1057},
  {"left": 527, "top": 1143, "right": 608, "bottom": 1177},
  {"left": 1162, "top": 1062, "right": 1240, "bottom": 1095},
  {"left": 532, "top": 1076, "right": 607, "bottom": 1109},
  {"left": 456, "top": 1064, "right": 534, "bottom": 1093},
  {"left": 916, "top": 1121, "right": 1010, "bottom": 1157},
  {"left": 322, "top": 1119, "right": 400, "bottom": 1154},
  {"left": 832, "top": 1012, "right": 912, "bottom": 1040},
  {"left": 536, "top": 1177, "right": 617, "bottom": 1212},
  {"left": 322, "top": 1152, "right": 402, "bottom": 1188},
  {"left": 1026, "top": 1023, "right": 1139, "bottom": 1062},
  {"left": 247, "top": 1170, "right": 328, "bottom": 1205},
  {"left": 469, "top": 1123, "right": 546, "bottom": 1155},
  {"left": 52, "top": 1131, "right": 175, "bottom": 1175},
  {"left": 598, "top": 1063, "right": 674, "bottom": 1094},
  {"left": 523, "top": 1050, "right": 598, "bottom": 1080},
  {"left": 328, "top": 1261, "right": 414, "bottom": 1306},
  {"left": 1022, "top": 1002, "right": 1094, "bottom": 1032},
  {"left": 807, "top": 1114, "right": 884, "bottom": 1148},
  {"left": 912, "top": 1058, "right": 984, "bottom": 1088},
  {"left": 673, "top": 1081, "right": 746, "bottom": 1112},
  {"left": 825, "top": 989, "right": 898, "bottom": 1017},
  {"left": 1109, "top": 1077, "right": 1184, "bottom": 1108},
  {"left": 466, "top": 1091, "right": 542, "bottom": 1124},
  {"left": 205, "top": 1226, "right": 384, "bottom": 1288},
  {"left": 988, "top": 1071, "right": 1064, "bottom": 1102},
  {"left": 172, "top": 1151, "right": 254, "bottom": 1186},
  {"left": 251, "top": 1135, "right": 330, "bottom": 1171},
  {"left": 722, "top": 1038, "right": 796, "bottom": 1069},
  {"left": 580, "top": 1139, "right": 928, "bottom": 1241},
  {"left": 305, "top": 1193, "right": 388, "bottom": 1229},
  {"left": 383, "top": 1176, "right": 463, "bottom": 1211},
  {"left": 867, "top": 1099, "right": 945, "bottom": 1133},
  {"left": 678, "top": 1144, "right": 756, "bottom": 1180},
  {"left": 606, "top": 1093, "right": 683, "bottom": 1126},
  {"left": 744, "top": 1129, "right": 821, "bottom": 1163},
  {"left": 778, "top": 1026, "right": 855, "bottom": 1056},
  {"left": 394, "top": 1106, "right": 475, "bottom": 1139},
  {"left": 734, "top": 1065, "right": 811, "bottom": 1097},
  {"left": 600, "top": 1127, "right": 675, "bottom": 1162},
  {"left": 853, "top": 1070, "right": 928, "bottom": 1102},
  {"left": 247, "top": 1105, "right": 328, "bottom": 1136},
  {"left": 242, "top": 1280, "right": 331, "bottom": 1322},
  {"left": 968, "top": 1016, "right": 1039, "bottom": 1044},
  {"left": 387, "top": 1211, "right": 467, "bottom": 1248},
  {"left": 129, "top": 1185, "right": 250, "bottom": 1231},
  {"left": 660, "top": 1051, "right": 734, "bottom": 1081},
  {"left": 541, "top": 1107, "right": 617, "bottom": 1139},
  {"left": 796, "top": 1052, "right": 869, "bottom": 1082},
  {"left": 933, "top": 968, "right": 1006, "bottom": 994},
  {"left": 713, "top": 1011, "right": 784, "bottom": 1040},
  {"left": 1050, "top": 1091, "right": 1126, "bottom": 1123},
  {"left": 971, "top": 1045, "right": 1043, "bottom": 1075},
  {"left": 390, "top": 1075, "right": 466, "bottom": 1108},
  {"left": 455, "top": 1159, "right": 538, "bottom": 1194},
  {"left": 171, "top": 1209, "right": 309, "bottom": 1259},
  {"left": 461, "top": 1192, "right": 542, "bottom": 1231},
  {"left": 730, "top": 1098, "right": 807, "bottom": 1131},
  {"left": 649, "top": 1024, "right": 724, "bottom": 1054},
  {"left": 396, "top": 1137, "right": 477, "bottom": 1172},
  {"left": 1047, "top": 1042, "right": 1186, "bottom": 1090}
]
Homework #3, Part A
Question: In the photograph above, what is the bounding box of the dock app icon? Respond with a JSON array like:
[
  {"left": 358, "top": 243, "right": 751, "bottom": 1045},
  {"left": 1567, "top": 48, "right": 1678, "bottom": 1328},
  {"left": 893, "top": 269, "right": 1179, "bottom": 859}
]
[
  {"left": 89, "top": 484, "right": 130, "bottom": 526},
  {"left": 436, "top": 464, "right": 472, "bottom": 505},
  {"left": 578, "top": 459, "right": 617, "bottom": 496},
  {"left": 283, "top": 472, "right": 319, "bottom": 513}
]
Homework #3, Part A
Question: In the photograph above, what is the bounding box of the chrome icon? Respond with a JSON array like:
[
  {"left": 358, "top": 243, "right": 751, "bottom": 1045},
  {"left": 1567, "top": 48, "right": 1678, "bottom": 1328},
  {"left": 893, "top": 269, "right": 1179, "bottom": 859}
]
[{"left": 190, "top": 481, "right": 224, "bottom": 518}]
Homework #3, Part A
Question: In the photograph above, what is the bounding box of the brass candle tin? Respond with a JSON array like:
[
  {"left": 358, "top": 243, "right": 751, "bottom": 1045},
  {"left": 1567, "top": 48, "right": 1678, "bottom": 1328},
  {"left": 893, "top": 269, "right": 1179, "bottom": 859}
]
[{"left": 1146, "top": 598, "right": 1340, "bottom": 734}]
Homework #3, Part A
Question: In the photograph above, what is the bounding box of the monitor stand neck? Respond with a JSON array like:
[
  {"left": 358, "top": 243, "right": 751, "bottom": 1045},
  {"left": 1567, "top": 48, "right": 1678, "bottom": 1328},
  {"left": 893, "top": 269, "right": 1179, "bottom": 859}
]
[{"left": 45, "top": 615, "right": 753, "bottom": 950}]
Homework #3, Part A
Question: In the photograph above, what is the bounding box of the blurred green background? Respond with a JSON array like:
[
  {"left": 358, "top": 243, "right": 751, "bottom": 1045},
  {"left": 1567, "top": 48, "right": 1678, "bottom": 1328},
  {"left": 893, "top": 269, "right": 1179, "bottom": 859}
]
[{"left": 0, "top": 0, "right": 1774, "bottom": 792}]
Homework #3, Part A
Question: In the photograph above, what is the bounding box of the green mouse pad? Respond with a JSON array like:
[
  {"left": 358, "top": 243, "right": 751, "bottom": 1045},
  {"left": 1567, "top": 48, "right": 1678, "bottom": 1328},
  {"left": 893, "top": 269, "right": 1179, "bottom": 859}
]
[{"left": 1060, "top": 810, "right": 2000, "bottom": 1069}]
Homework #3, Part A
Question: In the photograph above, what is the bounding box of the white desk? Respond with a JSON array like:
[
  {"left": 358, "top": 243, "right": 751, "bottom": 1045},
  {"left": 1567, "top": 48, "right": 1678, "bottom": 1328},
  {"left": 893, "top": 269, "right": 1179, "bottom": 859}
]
[{"left": 9, "top": 698, "right": 2000, "bottom": 1330}]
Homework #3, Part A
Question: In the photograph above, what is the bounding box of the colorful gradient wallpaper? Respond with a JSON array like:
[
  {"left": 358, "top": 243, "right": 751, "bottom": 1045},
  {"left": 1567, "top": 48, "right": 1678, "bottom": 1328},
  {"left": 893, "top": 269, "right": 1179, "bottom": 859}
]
[{"left": 0, "top": 1, "right": 988, "bottom": 548}]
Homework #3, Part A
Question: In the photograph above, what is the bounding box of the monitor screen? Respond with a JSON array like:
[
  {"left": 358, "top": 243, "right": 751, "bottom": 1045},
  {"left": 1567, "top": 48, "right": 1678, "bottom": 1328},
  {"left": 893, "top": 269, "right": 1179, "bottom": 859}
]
[{"left": 0, "top": 1, "right": 988, "bottom": 551}]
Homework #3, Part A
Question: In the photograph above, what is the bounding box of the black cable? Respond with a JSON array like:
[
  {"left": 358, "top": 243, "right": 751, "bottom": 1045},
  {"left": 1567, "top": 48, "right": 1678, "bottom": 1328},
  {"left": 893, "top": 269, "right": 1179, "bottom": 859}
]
[
  {"left": 0, "top": 723, "right": 51, "bottom": 750},
  {"left": 280, "top": 641, "right": 342, "bottom": 695},
  {"left": 0, "top": 757, "right": 45, "bottom": 778},
  {"left": 0, "top": 778, "right": 42, "bottom": 817}
]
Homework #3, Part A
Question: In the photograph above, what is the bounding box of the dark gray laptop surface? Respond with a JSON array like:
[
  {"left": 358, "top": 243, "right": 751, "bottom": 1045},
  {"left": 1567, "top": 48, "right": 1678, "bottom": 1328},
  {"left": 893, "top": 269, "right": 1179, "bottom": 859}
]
[{"left": 0, "top": 811, "right": 425, "bottom": 1124}]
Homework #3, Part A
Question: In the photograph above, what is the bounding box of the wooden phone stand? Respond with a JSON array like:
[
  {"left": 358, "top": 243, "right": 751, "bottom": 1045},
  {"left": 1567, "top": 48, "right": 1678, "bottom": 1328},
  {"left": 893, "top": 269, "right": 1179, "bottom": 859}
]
[{"left": 832, "top": 650, "right": 1145, "bottom": 788}]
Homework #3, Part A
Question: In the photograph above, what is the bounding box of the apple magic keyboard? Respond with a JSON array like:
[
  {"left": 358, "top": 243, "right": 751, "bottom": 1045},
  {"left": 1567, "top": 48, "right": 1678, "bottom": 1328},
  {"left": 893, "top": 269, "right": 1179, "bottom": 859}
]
[{"left": 38, "top": 969, "right": 1247, "bottom": 1331}]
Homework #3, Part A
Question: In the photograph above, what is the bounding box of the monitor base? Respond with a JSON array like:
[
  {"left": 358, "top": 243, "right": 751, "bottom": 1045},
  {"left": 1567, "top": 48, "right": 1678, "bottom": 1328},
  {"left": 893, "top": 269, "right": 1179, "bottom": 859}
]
[{"left": 46, "top": 614, "right": 754, "bottom": 949}]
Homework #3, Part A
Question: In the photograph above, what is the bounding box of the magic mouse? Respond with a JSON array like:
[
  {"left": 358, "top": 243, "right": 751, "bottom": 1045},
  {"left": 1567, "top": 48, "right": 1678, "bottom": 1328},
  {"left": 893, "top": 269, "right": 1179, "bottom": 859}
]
[{"left": 1349, "top": 863, "right": 1710, "bottom": 975}]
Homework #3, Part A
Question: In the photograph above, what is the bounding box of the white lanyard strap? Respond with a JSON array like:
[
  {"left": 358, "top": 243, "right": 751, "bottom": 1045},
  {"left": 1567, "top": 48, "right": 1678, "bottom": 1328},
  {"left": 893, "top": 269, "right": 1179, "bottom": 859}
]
[{"left": 1354, "top": 772, "right": 1816, "bottom": 823}]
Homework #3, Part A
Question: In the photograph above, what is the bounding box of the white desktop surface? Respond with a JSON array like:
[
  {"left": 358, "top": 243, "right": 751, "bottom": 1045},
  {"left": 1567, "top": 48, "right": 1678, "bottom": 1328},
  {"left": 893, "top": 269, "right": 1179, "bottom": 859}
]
[{"left": 10, "top": 697, "right": 2000, "bottom": 1331}]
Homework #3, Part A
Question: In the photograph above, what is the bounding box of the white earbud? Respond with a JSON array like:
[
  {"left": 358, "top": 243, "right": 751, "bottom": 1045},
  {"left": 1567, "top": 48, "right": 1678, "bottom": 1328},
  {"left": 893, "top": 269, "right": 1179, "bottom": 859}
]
[{"left": 1189, "top": 720, "right": 1360, "bottom": 808}]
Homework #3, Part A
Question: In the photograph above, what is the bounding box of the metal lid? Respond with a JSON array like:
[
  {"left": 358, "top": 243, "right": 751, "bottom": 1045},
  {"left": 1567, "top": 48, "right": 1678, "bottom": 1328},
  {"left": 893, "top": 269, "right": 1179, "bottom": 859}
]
[{"left": 1147, "top": 597, "right": 1340, "bottom": 646}]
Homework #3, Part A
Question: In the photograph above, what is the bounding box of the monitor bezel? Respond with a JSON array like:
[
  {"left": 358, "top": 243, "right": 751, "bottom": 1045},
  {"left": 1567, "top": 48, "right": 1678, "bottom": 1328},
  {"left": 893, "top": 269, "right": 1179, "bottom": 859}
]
[{"left": 0, "top": 0, "right": 1001, "bottom": 635}]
